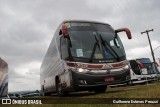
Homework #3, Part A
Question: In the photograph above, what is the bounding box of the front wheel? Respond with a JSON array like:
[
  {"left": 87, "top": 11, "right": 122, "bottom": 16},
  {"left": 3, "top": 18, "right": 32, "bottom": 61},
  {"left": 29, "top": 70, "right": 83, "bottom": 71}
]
[
  {"left": 94, "top": 86, "right": 107, "bottom": 93},
  {"left": 56, "top": 79, "right": 69, "bottom": 97}
]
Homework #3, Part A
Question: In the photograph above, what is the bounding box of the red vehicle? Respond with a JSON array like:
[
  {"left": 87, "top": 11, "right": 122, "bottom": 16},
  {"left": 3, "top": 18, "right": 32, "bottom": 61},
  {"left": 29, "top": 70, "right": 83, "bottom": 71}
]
[{"left": 40, "top": 20, "right": 132, "bottom": 96}]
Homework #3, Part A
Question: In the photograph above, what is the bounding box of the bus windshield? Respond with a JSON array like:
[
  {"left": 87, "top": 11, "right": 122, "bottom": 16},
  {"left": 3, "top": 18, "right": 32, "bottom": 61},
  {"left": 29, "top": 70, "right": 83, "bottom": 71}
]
[
  {"left": 137, "top": 58, "right": 157, "bottom": 74},
  {"left": 67, "top": 22, "right": 126, "bottom": 63}
]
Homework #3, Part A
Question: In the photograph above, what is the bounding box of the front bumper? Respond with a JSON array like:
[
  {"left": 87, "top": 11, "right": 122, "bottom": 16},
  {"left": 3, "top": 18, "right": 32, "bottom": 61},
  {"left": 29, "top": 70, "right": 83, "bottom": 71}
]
[{"left": 70, "top": 70, "right": 130, "bottom": 91}]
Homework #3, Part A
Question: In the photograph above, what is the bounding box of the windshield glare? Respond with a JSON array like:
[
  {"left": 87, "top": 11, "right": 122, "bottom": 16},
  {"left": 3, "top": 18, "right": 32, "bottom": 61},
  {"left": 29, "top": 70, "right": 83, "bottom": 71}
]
[{"left": 67, "top": 22, "right": 126, "bottom": 61}]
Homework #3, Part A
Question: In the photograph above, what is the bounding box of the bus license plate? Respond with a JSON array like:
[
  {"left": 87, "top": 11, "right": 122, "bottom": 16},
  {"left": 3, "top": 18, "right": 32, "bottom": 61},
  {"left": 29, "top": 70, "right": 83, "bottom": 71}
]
[{"left": 105, "top": 77, "right": 114, "bottom": 82}]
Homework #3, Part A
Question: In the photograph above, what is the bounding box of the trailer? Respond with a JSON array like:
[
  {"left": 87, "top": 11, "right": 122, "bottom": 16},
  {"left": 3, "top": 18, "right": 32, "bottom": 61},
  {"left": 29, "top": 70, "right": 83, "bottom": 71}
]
[
  {"left": 0, "top": 58, "right": 8, "bottom": 97},
  {"left": 40, "top": 20, "right": 132, "bottom": 96}
]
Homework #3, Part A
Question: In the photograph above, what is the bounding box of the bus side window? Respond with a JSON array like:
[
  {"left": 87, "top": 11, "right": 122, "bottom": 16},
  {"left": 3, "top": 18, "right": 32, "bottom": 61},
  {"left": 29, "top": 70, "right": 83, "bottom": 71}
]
[{"left": 60, "top": 37, "right": 69, "bottom": 60}]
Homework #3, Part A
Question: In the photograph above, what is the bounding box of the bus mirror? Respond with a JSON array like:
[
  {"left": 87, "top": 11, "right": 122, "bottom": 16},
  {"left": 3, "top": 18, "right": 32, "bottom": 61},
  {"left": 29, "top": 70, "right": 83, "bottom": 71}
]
[
  {"left": 136, "top": 61, "right": 144, "bottom": 68},
  {"left": 115, "top": 28, "right": 132, "bottom": 39},
  {"left": 61, "top": 24, "right": 69, "bottom": 38}
]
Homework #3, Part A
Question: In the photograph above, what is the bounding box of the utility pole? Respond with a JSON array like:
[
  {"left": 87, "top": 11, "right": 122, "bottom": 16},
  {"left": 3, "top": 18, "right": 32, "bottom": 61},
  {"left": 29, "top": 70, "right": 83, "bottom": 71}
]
[{"left": 141, "top": 29, "right": 155, "bottom": 62}]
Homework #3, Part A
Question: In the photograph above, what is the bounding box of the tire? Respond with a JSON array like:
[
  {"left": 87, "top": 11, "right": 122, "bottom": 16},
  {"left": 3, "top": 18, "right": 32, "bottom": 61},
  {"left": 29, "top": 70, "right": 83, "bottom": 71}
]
[
  {"left": 94, "top": 86, "right": 107, "bottom": 93},
  {"left": 56, "top": 79, "right": 69, "bottom": 97}
]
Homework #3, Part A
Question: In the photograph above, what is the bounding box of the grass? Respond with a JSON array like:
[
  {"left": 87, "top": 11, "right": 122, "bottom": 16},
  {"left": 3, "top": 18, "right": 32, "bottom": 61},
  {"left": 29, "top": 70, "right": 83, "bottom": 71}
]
[{"left": 1, "top": 81, "right": 160, "bottom": 107}]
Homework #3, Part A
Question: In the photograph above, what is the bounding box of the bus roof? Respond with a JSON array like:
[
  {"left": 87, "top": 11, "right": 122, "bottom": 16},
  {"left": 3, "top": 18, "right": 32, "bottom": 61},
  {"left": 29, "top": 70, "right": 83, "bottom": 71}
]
[
  {"left": 129, "top": 58, "right": 152, "bottom": 63},
  {"left": 62, "top": 20, "right": 110, "bottom": 26}
]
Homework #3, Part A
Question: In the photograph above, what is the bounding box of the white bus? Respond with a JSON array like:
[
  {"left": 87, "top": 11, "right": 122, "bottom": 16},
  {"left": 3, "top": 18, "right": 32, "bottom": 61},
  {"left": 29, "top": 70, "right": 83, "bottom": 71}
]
[
  {"left": 129, "top": 58, "right": 158, "bottom": 85},
  {"left": 40, "top": 20, "right": 132, "bottom": 96}
]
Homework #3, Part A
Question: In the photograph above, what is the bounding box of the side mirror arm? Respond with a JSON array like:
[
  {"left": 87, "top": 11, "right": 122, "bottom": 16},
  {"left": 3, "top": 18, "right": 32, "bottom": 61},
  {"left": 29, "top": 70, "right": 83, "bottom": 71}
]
[{"left": 115, "top": 28, "right": 132, "bottom": 39}]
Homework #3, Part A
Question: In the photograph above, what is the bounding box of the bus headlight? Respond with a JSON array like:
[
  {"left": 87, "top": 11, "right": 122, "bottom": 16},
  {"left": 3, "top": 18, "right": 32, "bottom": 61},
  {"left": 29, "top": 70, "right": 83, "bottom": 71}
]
[
  {"left": 123, "top": 65, "right": 130, "bottom": 70},
  {"left": 78, "top": 68, "right": 90, "bottom": 73}
]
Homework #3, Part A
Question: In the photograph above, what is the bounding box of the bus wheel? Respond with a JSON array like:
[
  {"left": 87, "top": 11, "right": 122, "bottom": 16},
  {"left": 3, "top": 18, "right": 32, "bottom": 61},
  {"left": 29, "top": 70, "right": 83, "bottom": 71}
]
[
  {"left": 56, "top": 80, "right": 68, "bottom": 97},
  {"left": 94, "top": 86, "right": 107, "bottom": 93}
]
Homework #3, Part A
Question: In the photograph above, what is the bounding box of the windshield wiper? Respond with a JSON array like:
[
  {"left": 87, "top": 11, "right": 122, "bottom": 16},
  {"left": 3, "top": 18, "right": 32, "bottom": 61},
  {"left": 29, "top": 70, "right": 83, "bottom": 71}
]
[
  {"left": 99, "top": 34, "right": 121, "bottom": 61},
  {"left": 89, "top": 33, "right": 121, "bottom": 63},
  {"left": 89, "top": 34, "right": 100, "bottom": 63},
  {"left": 89, "top": 42, "right": 98, "bottom": 62}
]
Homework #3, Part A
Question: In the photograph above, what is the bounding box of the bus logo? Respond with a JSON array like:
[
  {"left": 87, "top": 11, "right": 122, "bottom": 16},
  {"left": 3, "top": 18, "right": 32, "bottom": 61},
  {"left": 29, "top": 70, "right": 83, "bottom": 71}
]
[
  {"left": 76, "top": 63, "right": 88, "bottom": 68},
  {"left": 102, "top": 64, "right": 113, "bottom": 69}
]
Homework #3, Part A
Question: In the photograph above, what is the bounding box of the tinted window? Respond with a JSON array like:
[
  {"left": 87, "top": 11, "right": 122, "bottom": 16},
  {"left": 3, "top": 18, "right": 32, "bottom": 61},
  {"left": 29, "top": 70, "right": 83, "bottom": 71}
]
[
  {"left": 137, "top": 58, "right": 151, "bottom": 64},
  {"left": 60, "top": 37, "right": 68, "bottom": 60},
  {"left": 67, "top": 22, "right": 114, "bottom": 32},
  {"left": 130, "top": 60, "right": 141, "bottom": 75},
  {"left": 67, "top": 22, "right": 125, "bottom": 62}
]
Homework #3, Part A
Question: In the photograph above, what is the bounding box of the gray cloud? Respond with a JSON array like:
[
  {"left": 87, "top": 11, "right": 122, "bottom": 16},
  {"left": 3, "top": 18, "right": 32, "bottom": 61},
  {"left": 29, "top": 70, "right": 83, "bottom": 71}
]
[{"left": 0, "top": 0, "right": 160, "bottom": 91}]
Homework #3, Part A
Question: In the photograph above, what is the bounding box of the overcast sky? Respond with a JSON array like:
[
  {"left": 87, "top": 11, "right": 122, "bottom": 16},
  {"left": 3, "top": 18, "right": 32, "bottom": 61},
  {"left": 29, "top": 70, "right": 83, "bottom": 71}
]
[{"left": 0, "top": 0, "right": 160, "bottom": 92}]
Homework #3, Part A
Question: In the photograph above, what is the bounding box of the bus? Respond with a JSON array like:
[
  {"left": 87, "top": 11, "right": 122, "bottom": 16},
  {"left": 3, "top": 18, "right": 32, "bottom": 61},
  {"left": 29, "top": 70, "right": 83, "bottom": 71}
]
[
  {"left": 40, "top": 20, "right": 132, "bottom": 96},
  {"left": 129, "top": 59, "right": 151, "bottom": 84},
  {"left": 136, "top": 58, "right": 158, "bottom": 81},
  {"left": 0, "top": 58, "right": 8, "bottom": 97}
]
